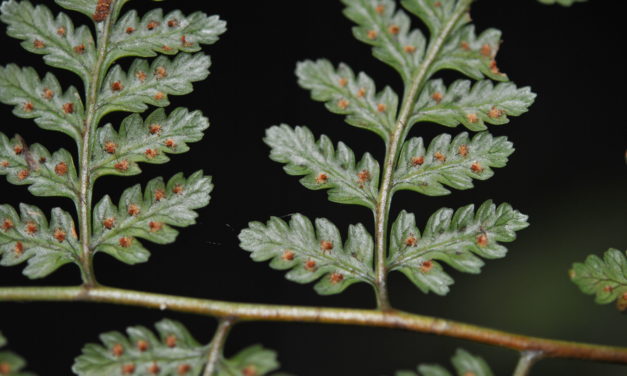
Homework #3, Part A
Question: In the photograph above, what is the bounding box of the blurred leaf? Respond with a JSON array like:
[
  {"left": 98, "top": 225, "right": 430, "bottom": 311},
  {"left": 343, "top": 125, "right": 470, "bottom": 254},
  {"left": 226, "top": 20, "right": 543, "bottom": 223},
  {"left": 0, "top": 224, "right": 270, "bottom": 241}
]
[
  {"left": 0, "top": 334, "right": 36, "bottom": 376},
  {"left": 538, "top": 0, "right": 586, "bottom": 5},
  {"left": 265, "top": 125, "right": 379, "bottom": 210},
  {"left": 396, "top": 348, "right": 493, "bottom": 376},
  {"left": 72, "top": 319, "right": 208, "bottom": 376},
  {"left": 91, "top": 171, "right": 212, "bottom": 265},
  {"left": 239, "top": 214, "right": 375, "bottom": 295},
  {"left": 387, "top": 200, "right": 528, "bottom": 295},
  {"left": 0, "top": 65, "right": 85, "bottom": 141},
  {"left": 0, "top": 0, "right": 96, "bottom": 82},
  {"left": 393, "top": 132, "right": 513, "bottom": 196},
  {"left": 105, "top": 8, "right": 225, "bottom": 67},
  {"left": 296, "top": 59, "right": 397, "bottom": 141},
  {"left": 218, "top": 345, "right": 280, "bottom": 376},
  {"left": 410, "top": 79, "right": 535, "bottom": 131},
  {"left": 0, "top": 132, "right": 79, "bottom": 200},
  {"left": 0, "top": 203, "right": 79, "bottom": 279},
  {"left": 91, "top": 108, "right": 209, "bottom": 179},
  {"left": 341, "top": 0, "right": 427, "bottom": 82},
  {"left": 571, "top": 248, "right": 627, "bottom": 310},
  {"left": 96, "top": 53, "right": 211, "bottom": 119}
]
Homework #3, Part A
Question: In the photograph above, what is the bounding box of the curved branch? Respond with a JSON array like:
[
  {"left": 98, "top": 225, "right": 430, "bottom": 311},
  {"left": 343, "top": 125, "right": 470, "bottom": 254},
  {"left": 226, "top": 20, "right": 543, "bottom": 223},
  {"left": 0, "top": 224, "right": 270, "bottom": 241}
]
[{"left": 0, "top": 285, "right": 626, "bottom": 364}]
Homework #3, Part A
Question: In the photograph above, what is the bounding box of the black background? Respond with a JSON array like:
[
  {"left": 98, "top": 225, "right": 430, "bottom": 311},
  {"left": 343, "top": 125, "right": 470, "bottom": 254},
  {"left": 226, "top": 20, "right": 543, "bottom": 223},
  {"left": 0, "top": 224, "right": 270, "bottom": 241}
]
[{"left": 1, "top": 0, "right": 626, "bottom": 375}]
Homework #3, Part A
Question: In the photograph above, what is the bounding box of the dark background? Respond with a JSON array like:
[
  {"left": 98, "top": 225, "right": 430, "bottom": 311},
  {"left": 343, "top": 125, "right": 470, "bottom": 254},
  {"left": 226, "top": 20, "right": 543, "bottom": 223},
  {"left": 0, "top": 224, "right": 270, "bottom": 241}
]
[{"left": 1, "top": 0, "right": 626, "bottom": 375}]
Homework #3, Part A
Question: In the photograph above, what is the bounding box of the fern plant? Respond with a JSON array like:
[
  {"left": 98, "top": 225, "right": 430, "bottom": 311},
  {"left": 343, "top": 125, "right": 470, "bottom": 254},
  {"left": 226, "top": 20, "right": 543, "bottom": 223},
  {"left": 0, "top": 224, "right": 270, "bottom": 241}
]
[{"left": 0, "top": 0, "right": 624, "bottom": 375}]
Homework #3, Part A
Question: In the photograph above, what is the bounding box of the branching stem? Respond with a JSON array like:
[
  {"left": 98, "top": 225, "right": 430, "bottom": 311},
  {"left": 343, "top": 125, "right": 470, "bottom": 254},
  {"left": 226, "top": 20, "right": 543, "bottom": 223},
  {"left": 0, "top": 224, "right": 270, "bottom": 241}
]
[
  {"left": 203, "top": 318, "right": 235, "bottom": 376},
  {"left": 77, "top": 1, "right": 119, "bottom": 287},
  {"left": 512, "top": 351, "right": 543, "bottom": 376},
  {"left": 373, "top": 0, "right": 471, "bottom": 310},
  {"left": 1, "top": 285, "right": 626, "bottom": 365}
]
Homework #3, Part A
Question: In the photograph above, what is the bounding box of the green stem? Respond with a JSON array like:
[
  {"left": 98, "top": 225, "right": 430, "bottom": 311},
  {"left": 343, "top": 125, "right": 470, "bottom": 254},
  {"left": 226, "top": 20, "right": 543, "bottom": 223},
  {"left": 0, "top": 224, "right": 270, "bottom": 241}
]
[
  {"left": 1, "top": 285, "right": 626, "bottom": 364},
  {"left": 512, "top": 351, "right": 543, "bottom": 376},
  {"left": 77, "top": 1, "right": 119, "bottom": 286},
  {"left": 203, "top": 319, "right": 235, "bottom": 376},
  {"left": 372, "top": 0, "right": 472, "bottom": 310}
]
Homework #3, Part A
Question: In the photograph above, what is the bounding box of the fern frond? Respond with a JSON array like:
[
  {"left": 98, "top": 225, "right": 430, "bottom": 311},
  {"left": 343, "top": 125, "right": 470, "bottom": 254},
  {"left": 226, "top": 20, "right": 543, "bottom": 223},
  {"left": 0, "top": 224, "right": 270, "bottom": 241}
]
[{"left": 571, "top": 248, "right": 627, "bottom": 311}]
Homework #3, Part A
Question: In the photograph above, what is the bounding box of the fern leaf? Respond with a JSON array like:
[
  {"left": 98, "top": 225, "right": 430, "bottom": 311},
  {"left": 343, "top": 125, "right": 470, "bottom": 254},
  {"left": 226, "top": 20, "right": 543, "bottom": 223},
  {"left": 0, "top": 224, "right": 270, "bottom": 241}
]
[
  {"left": 55, "top": 0, "right": 128, "bottom": 21},
  {"left": 396, "top": 349, "right": 493, "bottom": 376},
  {"left": 296, "top": 59, "right": 398, "bottom": 141},
  {"left": 341, "top": 0, "right": 427, "bottom": 82},
  {"left": 0, "top": 333, "right": 36, "bottom": 376},
  {"left": 96, "top": 53, "right": 211, "bottom": 119},
  {"left": 91, "top": 171, "right": 212, "bottom": 265},
  {"left": 0, "top": 204, "right": 79, "bottom": 279},
  {"left": 387, "top": 201, "right": 528, "bottom": 295},
  {"left": 265, "top": 125, "right": 379, "bottom": 210},
  {"left": 410, "top": 79, "right": 535, "bottom": 131},
  {"left": 105, "top": 8, "right": 226, "bottom": 67},
  {"left": 570, "top": 248, "right": 627, "bottom": 310},
  {"left": 0, "top": 65, "right": 84, "bottom": 141},
  {"left": 538, "top": 0, "right": 586, "bottom": 6},
  {"left": 0, "top": 132, "right": 78, "bottom": 200},
  {"left": 0, "top": 0, "right": 96, "bottom": 82},
  {"left": 239, "top": 214, "right": 375, "bottom": 295},
  {"left": 72, "top": 319, "right": 208, "bottom": 376},
  {"left": 218, "top": 345, "right": 280, "bottom": 376},
  {"left": 393, "top": 132, "right": 513, "bottom": 196},
  {"left": 91, "top": 108, "right": 209, "bottom": 179}
]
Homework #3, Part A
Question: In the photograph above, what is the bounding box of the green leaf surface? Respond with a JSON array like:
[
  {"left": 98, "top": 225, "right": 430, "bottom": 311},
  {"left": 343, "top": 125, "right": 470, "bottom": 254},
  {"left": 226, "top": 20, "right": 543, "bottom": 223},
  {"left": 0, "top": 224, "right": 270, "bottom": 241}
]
[
  {"left": 265, "top": 125, "right": 379, "bottom": 210},
  {"left": 570, "top": 248, "right": 627, "bottom": 307},
  {"left": 0, "top": 333, "right": 36, "bottom": 376},
  {"left": 538, "top": 0, "right": 586, "bottom": 5},
  {"left": 218, "top": 345, "right": 280, "bottom": 376},
  {"left": 393, "top": 132, "right": 514, "bottom": 196},
  {"left": 0, "top": 64, "right": 85, "bottom": 141},
  {"left": 296, "top": 59, "right": 397, "bottom": 141},
  {"left": 96, "top": 53, "right": 211, "bottom": 119},
  {"left": 72, "top": 319, "right": 208, "bottom": 376},
  {"left": 0, "top": 203, "right": 79, "bottom": 279},
  {"left": 106, "top": 8, "right": 225, "bottom": 68},
  {"left": 0, "top": 132, "right": 79, "bottom": 200},
  {"left": 91, "top": 171, "right": 212, "bottom": 265},
  {"left": 341, "top": 0, "right": 427, "bottom": 82},
  {"left": 91, "top": 108, "right": 209, "bottom": 179},
  {"left": 0, "top": 0, "right": 96, "bottom": 82},
  {"left": 387, "top": 200, "right": 528, "bottom": 295},
  {"left": 239, "top": 214, "right": 375, "bottom": 295},
  {"left": 410, "top": 79, "right": 535, "bottom": 131},
  {"left": 54, "top": 0, "right": 130, "bottom": 21},
  {"left": 396, "top": 349, "right": 493, "bottom": 376}
]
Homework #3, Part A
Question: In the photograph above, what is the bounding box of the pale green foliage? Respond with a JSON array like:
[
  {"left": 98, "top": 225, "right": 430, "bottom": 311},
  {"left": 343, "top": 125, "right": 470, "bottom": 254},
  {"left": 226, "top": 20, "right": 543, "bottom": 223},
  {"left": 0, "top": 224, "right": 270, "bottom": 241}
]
[
  {"left": 0, "top": 204, "right": 79, "bottom": 278},
  {"left": 0, "top": 0, "right": 96, "bottom": 82},
  {"left": 265, "top": 125, "right": 380, "bottom": 209},
  {"left": 0, "top": 133, "right": 79, "bottom": 200},
  {"left": 73, "top": 320, "right": 280, "bottom": 376},
  {"left": 0, "top": 65, "right": 85, "bottom": 141},
  {"left": 107, "top": 9, "right": 226, "bottom": 67},
  {"left": 73, "top": 319, "right": 209, "bottom": 376},
  {"left": 396, "top": 349, "right": 494, "bottom": 376},
  {"left": 538, "top": 0, "right": 586, "bottom": 6},
  {"left": 245, "top": 0, "right": 533, "bottom": 298},
  {"left": 296, "top": 60, "right": 397, "bottom": 141},
  {"left": 387, "top": 201, "right": 528, "bottom": 295},
  {"left": 0, "top": 332, "right": 36, "bottom": 376},
  {"left": 92, "top": 108, "right": 209, "bottom": 179},
  {"left": 91, "top": 171, "right": 212, "bottom": 264},
  {"left": 410, "top": 80, "right": 535, "bottom": 132},
  {"left": 239, "top": 214, "right": 375, "bottom": 295},
  {"left": 570, "top": 248, "right": 627, "bottom": 310},
  {"left": 393, "top": 132, "right": 513, "bottom": 196},
  {"left": 97, "top": 53, "right": 211, "bottom": 118},
  {"left": 0, "top": 0, "right": 224, "bottom": 278},
  {"left": 218, "top": 345, "right": 280, "bottom": 376}
]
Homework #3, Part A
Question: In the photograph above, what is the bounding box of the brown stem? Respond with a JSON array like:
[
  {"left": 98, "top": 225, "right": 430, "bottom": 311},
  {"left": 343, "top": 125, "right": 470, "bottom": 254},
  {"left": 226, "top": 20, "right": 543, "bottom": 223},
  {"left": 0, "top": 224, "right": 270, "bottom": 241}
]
[{"left": 1, "top": 285, "right": 625, "bottom": 364}]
